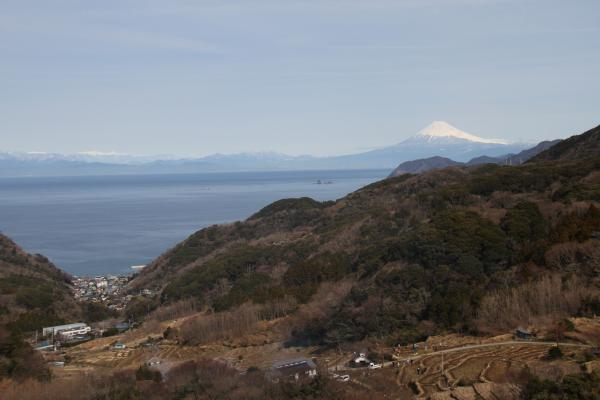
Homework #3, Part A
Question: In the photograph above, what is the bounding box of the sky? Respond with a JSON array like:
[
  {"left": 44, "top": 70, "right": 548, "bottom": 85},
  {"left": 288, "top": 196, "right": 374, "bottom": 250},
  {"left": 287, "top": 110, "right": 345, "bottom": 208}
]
[{"left": 1, "top": 0, "right": 599, "bottom": 157}]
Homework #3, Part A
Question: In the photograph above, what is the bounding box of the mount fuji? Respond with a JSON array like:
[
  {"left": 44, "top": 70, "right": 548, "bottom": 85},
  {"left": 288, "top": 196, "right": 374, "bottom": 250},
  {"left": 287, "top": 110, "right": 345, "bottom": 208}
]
[
  {"left": 409, "top": 121, "right": 508, "bottom": 145},
  {"left": 310, "top": 121, "right": 529, "bottom": 169}
]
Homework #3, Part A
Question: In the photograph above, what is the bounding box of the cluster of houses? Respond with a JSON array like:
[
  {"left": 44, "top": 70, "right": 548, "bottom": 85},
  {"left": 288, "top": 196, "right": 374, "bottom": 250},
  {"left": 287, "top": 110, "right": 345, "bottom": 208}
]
[
  {"left": 72, "top": 275, "right": 130, "bottom": 310},
  {"left": 72, "top": 275, "right": 154, "bottom": 311}
]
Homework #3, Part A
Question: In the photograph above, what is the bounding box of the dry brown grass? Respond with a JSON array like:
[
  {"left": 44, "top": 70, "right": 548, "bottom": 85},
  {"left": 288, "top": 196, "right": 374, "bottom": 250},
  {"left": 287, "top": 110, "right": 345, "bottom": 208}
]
[
  {"left": 147, "top": 298, "right": 199, "bottom": 323},
  {"left": 476, "top": 275, "right": 599, "bottom": 333},
  {"left": 179, "top": 303, "right": 262, "bottom": 345}
]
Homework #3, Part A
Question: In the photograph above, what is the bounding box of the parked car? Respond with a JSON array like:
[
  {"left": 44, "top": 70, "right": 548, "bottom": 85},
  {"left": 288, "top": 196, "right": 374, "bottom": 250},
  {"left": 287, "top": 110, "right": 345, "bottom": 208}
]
[
  {"left": 50, "top": 361, "right": 65, "bottom": 367},
  {"left": 368, "top": 362, "right": 382, "bottom": 369},
  {"left": 147, "top": 358, "right": 161, "bottom": 366}
]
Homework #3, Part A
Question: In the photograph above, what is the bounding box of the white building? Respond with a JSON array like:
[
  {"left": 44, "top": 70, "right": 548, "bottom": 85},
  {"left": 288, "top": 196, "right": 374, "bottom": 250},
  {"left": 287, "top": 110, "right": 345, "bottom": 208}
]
[
  {"left": 58, "top": 326, "right": 91, "bottom": 340},
  {"left": 43, "top": 323, "right": 90, "bottom": 338}
]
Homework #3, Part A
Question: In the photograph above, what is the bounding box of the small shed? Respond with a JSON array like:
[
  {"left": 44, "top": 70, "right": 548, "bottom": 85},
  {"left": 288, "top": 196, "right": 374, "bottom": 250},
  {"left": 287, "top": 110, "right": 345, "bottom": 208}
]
[
  {"left": 268, "top": 358, "right": 317, "bottom": 382},
  {"left": 34, "top": 340, "right": 56, "bottom": 351},
  {"left": 353, "top": 353, "right": 370, "bottom": 365},
  {"left": 112, "top": 342, "right": 127, "bottom": 350},
  {"left": 516, "top": 328, "right": 534, "bottom": 340},
  {"left": 115, "top": 322, "right": 130, "bottom": 332}
]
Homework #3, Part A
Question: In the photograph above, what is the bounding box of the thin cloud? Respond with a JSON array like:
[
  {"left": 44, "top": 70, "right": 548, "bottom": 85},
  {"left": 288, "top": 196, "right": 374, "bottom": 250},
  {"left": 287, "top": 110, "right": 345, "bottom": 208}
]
[
  {"left": 326, "top": 44, "right": 439, "bottom": 50},
  {"left": 94, "top": 28, "right": 221, "bottom": 53}
]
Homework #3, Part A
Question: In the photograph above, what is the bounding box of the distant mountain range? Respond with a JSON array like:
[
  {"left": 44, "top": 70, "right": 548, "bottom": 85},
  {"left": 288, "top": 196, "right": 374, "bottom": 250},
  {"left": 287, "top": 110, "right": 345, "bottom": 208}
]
[
  {"left": 0, "top": 121, "right": 531, "bottom": 177},
  {"left": 388, "top": 139, "right": 561, "bottom": 177}
]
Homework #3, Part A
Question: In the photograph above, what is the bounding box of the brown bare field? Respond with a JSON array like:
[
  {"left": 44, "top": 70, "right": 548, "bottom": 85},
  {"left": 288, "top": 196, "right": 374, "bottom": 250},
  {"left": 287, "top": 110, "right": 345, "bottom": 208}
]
[{"left": 33, "top": 316, "right": 600, "bottom": 400}]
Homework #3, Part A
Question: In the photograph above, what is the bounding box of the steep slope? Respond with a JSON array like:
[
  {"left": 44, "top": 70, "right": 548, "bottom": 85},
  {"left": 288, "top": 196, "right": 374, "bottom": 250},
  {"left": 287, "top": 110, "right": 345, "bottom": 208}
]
[
  {"left": 0, "top": 235, "right": 79, "bottom": 325},
  {"left": 131, "top": 124, "right": 600, "bottom": 348},
  {"left": 529, "top": 123, "right": 600, "bottom": 162},
  {"left": 0, "top": 234, "right": 80, "bottom": 380},
  {"left": 0, "top": 235, "right": 72, "bottom": 283}
]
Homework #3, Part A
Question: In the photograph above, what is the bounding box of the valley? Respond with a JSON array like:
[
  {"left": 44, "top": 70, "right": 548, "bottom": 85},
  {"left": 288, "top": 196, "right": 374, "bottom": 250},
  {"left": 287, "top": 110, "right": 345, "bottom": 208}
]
[
  {"left": 3, "top": 0, "right": 599, "bottom": 397},
  {"left": 16, "top": 314, "right": 600, "bottom": 400}
]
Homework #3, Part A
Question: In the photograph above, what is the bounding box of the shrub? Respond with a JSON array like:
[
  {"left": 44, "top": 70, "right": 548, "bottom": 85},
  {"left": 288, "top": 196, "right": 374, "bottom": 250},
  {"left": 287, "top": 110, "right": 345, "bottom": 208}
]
[
  {"left": 547, "top": 346, "right": 563, "bottom": 360},
  {"left": 135, "top": 365, "right": 161, "bottom": 382},
  {"left": 522, "top": 372, "right": 600, "bottom": 400},
  {"left": 102, "top": 327, "right": 119, "bottom": 337},
  {"left": 83, "top": 302, "right": 117, "bottom": 323},
  {"left": 163, "top": 326, "right": 178, "bottom": 340},
  {"left": 563, "top": 319, "right": 575, "bottom": 332}
]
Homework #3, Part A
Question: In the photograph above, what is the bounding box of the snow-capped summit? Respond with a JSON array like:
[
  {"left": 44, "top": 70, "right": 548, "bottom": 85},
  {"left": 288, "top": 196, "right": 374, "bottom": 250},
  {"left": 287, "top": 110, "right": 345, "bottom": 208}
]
[{"left": 415, "top": 121, "right": 508, "bottom": 145}]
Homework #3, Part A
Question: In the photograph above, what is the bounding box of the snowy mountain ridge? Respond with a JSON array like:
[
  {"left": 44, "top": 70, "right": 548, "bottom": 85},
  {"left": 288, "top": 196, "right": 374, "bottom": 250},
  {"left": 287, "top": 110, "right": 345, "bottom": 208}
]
[{"left": 414, "top": 121, "right": 509, "bottom": 145}]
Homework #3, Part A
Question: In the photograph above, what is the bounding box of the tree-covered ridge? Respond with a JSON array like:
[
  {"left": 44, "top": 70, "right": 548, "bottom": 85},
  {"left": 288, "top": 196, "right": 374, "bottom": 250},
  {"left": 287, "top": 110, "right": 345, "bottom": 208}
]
[
  {"left": 130, "top": 126, "right": 600, "bottom": 345},
  {"left": 0, "top": 234, "right": 81, "bottom": 381},
  {"left": 130, "top": 126, "right": 600, "bottom": 347},
  {"left": 0, "top": 234, "right": 79, "bottom": 327},
  {"left": 529, "top": 123, "right": 600, "bottom": 162},
  {"left": 0, "top": 234, "right": 71, "bottom": 283}
]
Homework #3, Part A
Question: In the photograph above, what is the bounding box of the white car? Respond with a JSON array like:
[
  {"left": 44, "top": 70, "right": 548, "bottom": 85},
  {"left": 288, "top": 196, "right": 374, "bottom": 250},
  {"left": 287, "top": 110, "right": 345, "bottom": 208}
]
[
  {"left": 337, "top": 374, "right": 350, "bottom": 382},
  {"left": 368, "top": 362, "right": 382, "bottom": 369}
]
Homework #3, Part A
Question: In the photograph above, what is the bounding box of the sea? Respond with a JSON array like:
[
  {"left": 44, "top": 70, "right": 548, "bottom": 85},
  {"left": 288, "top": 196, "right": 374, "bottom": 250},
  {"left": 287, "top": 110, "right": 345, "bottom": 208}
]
[{"left": 0, "top": 169, "right": 388, "bottom": 276}]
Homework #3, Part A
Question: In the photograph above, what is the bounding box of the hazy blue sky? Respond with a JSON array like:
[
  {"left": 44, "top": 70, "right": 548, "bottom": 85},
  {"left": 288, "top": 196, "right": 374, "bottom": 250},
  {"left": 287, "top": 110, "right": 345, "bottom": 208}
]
[{"left": 2, "top": 0, "right": 599, "bottom": 157}]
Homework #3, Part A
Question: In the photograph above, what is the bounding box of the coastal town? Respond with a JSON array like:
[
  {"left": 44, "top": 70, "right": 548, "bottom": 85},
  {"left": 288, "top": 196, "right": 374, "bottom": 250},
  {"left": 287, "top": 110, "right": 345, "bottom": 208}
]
[
  {"left": 31, "top": 273, "right": 155, "bottom": 352},
  {"left": 72, "top": 274, "right": 131, "bottom": 311},
  {"left": 72, "top": 274, "right": 154, "bottom": 312}
]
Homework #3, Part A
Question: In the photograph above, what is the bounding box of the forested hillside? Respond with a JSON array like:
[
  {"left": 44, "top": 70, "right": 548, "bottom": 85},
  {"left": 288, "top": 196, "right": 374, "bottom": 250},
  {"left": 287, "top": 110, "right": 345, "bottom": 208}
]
[
  {"left": 0, "top": 234, "right": 79, "bottom": 380},
  {"left": 530, "top": 123, "right": 600, "bottom": 162},
  {"left": 131, "top": 124, "right": 600, "bottom": 348}
]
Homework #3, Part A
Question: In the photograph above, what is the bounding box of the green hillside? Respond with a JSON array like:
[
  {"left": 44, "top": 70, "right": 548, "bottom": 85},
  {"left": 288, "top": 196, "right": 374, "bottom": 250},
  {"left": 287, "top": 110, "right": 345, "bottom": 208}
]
[
  {"left": 0, "top": 234, "right": 80, "bottom": 380},
  {"left": 131, "top": 126, "right": 600, "bottom": 347}
]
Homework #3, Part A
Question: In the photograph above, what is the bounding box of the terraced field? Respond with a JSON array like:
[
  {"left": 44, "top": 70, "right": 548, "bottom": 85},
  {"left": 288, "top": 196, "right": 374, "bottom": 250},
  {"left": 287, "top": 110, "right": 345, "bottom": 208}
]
[{"left": 345, "top": 341, "right": 589, "bottom": 400}]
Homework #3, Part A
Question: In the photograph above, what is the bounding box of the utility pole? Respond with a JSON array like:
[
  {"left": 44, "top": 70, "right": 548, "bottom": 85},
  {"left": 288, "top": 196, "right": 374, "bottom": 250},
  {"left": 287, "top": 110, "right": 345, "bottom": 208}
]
[{"left": 441, "top": 352, "right": 445, "bottom": 388}]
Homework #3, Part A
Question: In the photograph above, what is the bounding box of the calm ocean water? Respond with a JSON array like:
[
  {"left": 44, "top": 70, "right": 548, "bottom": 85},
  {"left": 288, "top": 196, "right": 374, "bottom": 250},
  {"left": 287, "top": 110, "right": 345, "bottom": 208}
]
[{"left": 0, "top": 170, "right": 387, "bottom": 276}]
